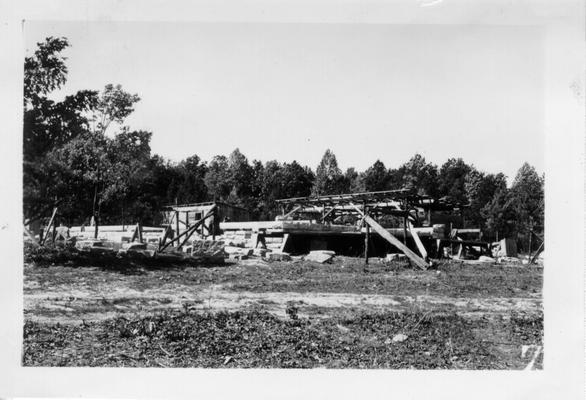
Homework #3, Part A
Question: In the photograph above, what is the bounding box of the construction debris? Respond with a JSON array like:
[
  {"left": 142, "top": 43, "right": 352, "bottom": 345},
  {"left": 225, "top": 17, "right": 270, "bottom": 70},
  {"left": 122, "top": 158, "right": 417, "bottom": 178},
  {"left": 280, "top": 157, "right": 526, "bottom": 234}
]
[
  {"left": 392, "top": 333, "right": 409, "bottom": 343},
  {"left": 478, "top": 256, "right": 496, "bottom": 263},
  {"left": 25, "top": 190, "right": 542, "bottom": 269},
  {"left": 497, "top": 238, "right": 518, "bottom": 257},
  {"left": 386, "top": 253, "right": 408, "bottom": 262},
  {"left": 304, "top": 250, "right": 335, "bottom": 264},
  {"left": 267, "top": 252, "right": 291, "bottom": 262}
]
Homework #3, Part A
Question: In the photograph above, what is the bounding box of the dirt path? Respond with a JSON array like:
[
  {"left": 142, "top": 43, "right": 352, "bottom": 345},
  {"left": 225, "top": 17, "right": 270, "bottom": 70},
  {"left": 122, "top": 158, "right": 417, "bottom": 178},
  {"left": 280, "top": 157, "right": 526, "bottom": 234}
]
[{"left": 24, "top": 282, "right": 542, "bottom": 324}]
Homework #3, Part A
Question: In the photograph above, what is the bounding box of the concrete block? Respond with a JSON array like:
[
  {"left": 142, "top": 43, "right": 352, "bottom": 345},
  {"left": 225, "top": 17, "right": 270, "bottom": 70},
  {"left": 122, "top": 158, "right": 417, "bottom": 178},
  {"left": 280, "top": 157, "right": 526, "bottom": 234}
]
[
  {"left": 121, "top": 242, "right": 147, "bottom": 251},
  {"left": 267, "top": 252, "right": 291, "bottom": 262},
  {"left": 252, "top": 248, "right": 268, "bottom": 257},
  {"left": 305, "top": 250, "right": 335, "bottom": 263}
]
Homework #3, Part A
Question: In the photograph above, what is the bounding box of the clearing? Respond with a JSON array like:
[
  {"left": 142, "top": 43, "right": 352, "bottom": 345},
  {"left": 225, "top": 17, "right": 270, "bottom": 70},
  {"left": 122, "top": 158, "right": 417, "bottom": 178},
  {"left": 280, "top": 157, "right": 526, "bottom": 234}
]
[{"left": 23, "top": 257, "right": 543, "bottom": 369}]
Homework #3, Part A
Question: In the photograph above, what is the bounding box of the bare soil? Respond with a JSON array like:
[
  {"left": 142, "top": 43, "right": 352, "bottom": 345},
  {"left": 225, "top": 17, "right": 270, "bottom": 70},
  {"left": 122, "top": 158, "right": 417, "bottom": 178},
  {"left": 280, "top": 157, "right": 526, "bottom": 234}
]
[{"left": 23, "top": 256, "right": 543, "bottom": 369}]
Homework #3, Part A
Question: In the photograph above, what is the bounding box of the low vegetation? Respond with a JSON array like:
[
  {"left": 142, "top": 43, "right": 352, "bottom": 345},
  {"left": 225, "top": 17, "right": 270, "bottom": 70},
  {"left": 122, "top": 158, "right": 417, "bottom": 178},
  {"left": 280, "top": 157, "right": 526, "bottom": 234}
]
[{"left": 23, "top": 256, "right": 543, "bottom": 369}]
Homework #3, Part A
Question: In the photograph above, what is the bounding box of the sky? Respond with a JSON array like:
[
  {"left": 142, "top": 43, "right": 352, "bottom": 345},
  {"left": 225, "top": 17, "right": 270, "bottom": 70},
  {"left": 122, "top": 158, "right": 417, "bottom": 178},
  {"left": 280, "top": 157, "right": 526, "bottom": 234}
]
[{"left": 24, "top": 21, "right": 544, "bottom": 182}]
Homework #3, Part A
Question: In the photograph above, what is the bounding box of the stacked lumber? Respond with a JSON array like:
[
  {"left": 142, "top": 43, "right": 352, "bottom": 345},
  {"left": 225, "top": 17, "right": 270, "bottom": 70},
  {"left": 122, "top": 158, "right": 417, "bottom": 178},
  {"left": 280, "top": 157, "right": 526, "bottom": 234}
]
[
  {"left": 221, "top": 230, "right": 253, "bottom": 247},
  {"left": 188, "top": 240, "right": 225, "bottom": 256},
  {"left": 264, "top": 236, "right": 285, "bottom": 251}
]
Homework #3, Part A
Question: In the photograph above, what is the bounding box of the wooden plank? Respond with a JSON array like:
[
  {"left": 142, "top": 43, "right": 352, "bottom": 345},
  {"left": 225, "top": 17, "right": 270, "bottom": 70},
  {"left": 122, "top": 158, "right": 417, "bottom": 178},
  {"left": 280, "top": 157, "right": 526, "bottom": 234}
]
[
  {"left": 280, "top": 233, "right": 290, "bottom": 252},
  {"left": 454, "top": 228, "right": 481, "bottom": 234},
  {"left": 40, "top": 207, "right": 58, "bottom": 245},
  {"left": 130, "top": 223, "right": 141, "bottom": 242},
  {"left": 158, "top": 225, "right": 172, "bottom": 250},
  {"left": 220, "top": 220, "right": 359, "bottom": 233},
  {"left": 364, "top": 220, "right": 370, "bottom": 264},
  {"left": 408, "top": 221, "right": 428, "bottom": 260},
  {"left": 282, "top": 206, "right": 302, "bottom": 219},
  {"left": 529, "top": 242, "right": 544, "bottom": 264},
  {"left": 220, "top": 221, "right": 285, "bottom": 231},
  {"left": 320, "top": 206, "right": 337, "bottom": 222},
  {"left": 350, "top": 203, "right": 429, "bottom": 270}
]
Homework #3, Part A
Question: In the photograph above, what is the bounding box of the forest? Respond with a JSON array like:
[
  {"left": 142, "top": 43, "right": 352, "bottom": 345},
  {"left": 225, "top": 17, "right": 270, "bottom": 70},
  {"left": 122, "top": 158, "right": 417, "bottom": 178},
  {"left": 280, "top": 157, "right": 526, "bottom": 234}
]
[{"left": 23, "top": 37, "right": 544, "bottom": 243}]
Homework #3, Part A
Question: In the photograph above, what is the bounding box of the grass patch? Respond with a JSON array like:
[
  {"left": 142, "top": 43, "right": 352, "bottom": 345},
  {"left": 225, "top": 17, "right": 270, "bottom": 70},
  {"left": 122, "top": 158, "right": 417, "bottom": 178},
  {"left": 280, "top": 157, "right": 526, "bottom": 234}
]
[{"left": 23, "top": 309, "right": 542, "bottom": 369}]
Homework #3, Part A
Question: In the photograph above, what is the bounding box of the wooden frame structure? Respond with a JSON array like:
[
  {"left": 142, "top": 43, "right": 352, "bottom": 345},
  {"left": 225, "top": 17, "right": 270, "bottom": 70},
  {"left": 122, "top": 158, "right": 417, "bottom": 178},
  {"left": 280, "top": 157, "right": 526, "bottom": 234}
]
[
  {"left": 162, "top": 201, "right": 249, "bottom": 240},
  {"left": 273, "top": 190, "right": 466, "bottom": 268},
  {"left": 159, "top": 205, "right": 217, "bottom": 252}
]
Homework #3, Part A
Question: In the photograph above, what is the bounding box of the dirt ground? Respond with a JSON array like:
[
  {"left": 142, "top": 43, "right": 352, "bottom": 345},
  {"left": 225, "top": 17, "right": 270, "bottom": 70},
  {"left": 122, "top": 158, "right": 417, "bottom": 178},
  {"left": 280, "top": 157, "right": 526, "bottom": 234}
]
[{"left": 23, "top": 256, "right": 543, "bottom": 369}]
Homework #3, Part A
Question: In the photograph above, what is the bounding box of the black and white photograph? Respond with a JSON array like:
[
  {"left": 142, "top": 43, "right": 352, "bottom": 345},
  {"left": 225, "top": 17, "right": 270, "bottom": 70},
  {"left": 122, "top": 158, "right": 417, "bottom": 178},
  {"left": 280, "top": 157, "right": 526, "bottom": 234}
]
[{"left": 1, "top": 0, "right": 584, "bottom": 398}]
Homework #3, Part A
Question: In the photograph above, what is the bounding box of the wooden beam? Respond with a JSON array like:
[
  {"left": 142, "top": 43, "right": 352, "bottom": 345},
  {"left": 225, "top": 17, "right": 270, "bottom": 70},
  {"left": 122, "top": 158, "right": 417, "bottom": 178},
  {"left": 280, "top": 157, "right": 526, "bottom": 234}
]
[
  {"left": 130, "top": 223, "right": 143, "bottom": 243},
  {"left": 158, "top": 225, "right": 173, "bottom": 251},
  {"left": 408, "top": 221, "right": 428, "bottom": 261},
  {"left": 283, "top": 206, "right": 302, "bottom": 219},
  {"left": 350, "top": 203, "right": 429, "bottom": 270},
  {"left": 320, "top": 206, "right": 337, "bottom": 223},
  {"left": 529, "top": 242, "right": 544, "bottom": 264},
  {"left": 177, "top": 208, "right": 216, "bottom": 249},
  {"left": 280, "top": 233, "right": 290, "bottom": 252},
  {"left": 175, "top": 210, "right": 180, "bottom": 239},
  {"left": 160, "top": 205, "right": 217, "bottom": 252},
  {"left": 364, "top": 218, "right": 370, "bottom": 265},
  {"left": 40, "top": 207, "right": 58, "bottom": 245}
]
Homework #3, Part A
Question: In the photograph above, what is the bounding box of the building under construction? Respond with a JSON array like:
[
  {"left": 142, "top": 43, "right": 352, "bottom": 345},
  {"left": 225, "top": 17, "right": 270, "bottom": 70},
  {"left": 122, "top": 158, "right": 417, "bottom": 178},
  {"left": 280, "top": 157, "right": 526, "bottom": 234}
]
[{"left": 214, "top": 189, "right": 487, "bottom": 268}]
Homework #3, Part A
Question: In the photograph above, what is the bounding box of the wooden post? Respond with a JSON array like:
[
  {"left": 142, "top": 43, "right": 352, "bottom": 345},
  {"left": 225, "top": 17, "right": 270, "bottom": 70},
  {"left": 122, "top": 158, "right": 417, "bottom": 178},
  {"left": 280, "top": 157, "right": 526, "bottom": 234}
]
[
  {"left": 364, "top": 223, "right": 370, "bottom": 265},
  {"left": 364, "top": 204, "right": 369, "bottom": 265},
  {"left": 175, "top": 211, "right": 180, "bottom": 239},
  {"left": 94, "top": 215, "right": 99, "bottom": 239},
  {"left": 402, "top": 201, "right": 408, "bottom": 245},
  {"left": 211, "top": 208, "right": 216, "bottom": 240},
  {"left": 137, "top": 222, "right": 143, "bottom": 243}
]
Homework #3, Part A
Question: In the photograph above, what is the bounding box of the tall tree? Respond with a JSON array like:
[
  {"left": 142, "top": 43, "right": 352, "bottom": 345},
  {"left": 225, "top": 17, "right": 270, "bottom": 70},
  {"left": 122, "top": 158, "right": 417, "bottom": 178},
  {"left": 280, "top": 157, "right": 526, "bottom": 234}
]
[
  {"left": 397, "top": 154, "right": 439, "bottom": 196},
  {"left": 509, "top": 163, "right": 544, "bottom": 231},
  {"left": 343, "top": 167, "right": 362, "bottom": 193},
  {"left": 24, "top": 37, "right": 69, "bottom": 108},
  {"left": 259, "top": 160, "right": 285, "bottom": 219},
  {"left": 174, "top": 155, "right": 208, "bottom": 204},
  {"left": 204, "top": 155, "right": 231, "bottom": 201},
  {"left": 464, "top": 170, "right": 507, "bottom": 228},
  {"left": 90, "top": 84, "right": 141, "bottom": 135},
  {"left": 361, "top": 160, "right": 390, "bottom": 192},
  {"left": 438, "top": 158, "right": 473, "bottom": 204},
  {"left": 23, "top": 37, "right": 99, "bottom": 223},
  {"left": 280, "top": 161, "right": 314, "bottom": 199},
  {"left": 481, "top": 188, "right": 518, "bottom": 239},
  {"left": 226, "top": 148, "right": 254, "bottom": 206},
  {"left": 313, "top": 149, "right": 344, "bottom": 196}
]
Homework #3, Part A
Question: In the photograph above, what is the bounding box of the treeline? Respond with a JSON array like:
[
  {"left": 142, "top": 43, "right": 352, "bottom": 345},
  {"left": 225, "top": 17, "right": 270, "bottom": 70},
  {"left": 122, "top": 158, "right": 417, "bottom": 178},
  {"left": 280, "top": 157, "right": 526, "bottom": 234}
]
[{"left": 24, "top": 37, "right": 544, "bottom": 241}]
